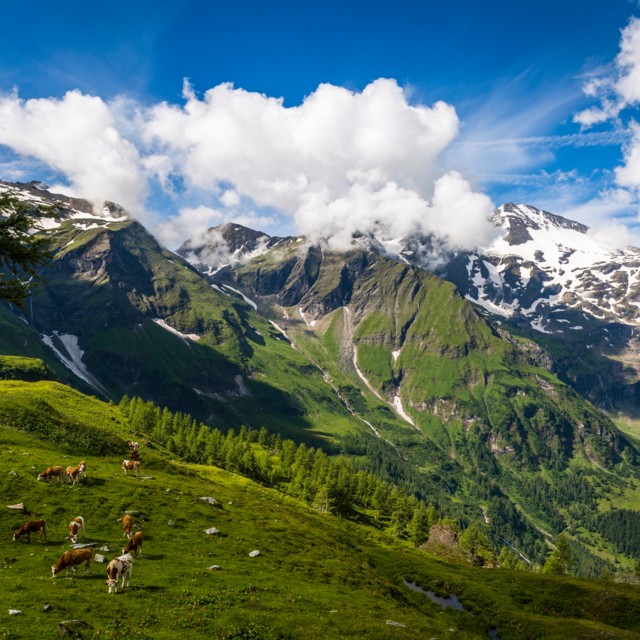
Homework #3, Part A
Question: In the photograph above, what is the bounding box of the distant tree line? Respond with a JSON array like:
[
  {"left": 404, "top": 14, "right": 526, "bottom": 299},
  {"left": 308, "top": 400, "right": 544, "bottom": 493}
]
[
  {"left": 119, "top": 395, "right": 442, "bottom": 544},
  {"left": 119, "top": 395, "right": 633, "bottom": 578}
]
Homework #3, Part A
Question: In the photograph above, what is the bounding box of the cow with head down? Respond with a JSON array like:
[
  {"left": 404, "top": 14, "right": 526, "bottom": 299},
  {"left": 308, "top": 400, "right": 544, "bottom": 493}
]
[
  {"left": 68, "top": 516, "right": 85, "bottom": 544},
  {"left": 106, "top": 553, "right": 133, "bottom": 594},
  {"left": 37, "top": 466, "right": 64, "bottom": 483},
  {"left": 119, "top": 513, "right": 133, "bottom": 539},
  {"left": 13, "top": 519, "right": 47, "bottom": 543},
  {"left": 123, "top": 530, "right": 143, "bottom": 557},
  {"left": 52, "top": 548, "right": 92, "bottom": 578}
]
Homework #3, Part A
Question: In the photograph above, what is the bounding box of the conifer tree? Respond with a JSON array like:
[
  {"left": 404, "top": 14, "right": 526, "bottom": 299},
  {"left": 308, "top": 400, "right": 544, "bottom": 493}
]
[
  {"left": 0, "top": 191, "right": 60, "bottom": 306},
  {"left": 458, "top": 522, "right": 495, "bottom": 566},
  {"left": 407, "top": 504, "right": 430, "bottom": 545},
  {"left": 542, "top": 534, "right": 574, "bottom": 576}
]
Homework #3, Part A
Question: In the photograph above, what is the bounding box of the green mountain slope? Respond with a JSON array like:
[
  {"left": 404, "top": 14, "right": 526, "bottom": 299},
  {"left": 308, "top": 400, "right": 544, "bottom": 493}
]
[
  {"left": 1, "top": 211, "right": 378, "bottom": 442},
  {"left": 212, "top": 241, "right": 640, "bottom": 567},
  {"left": 223, "top": 245, "right": 632, "bottom": 467},
  {"left": 1, "top": 380, "right": 640, "bottom": 639}
]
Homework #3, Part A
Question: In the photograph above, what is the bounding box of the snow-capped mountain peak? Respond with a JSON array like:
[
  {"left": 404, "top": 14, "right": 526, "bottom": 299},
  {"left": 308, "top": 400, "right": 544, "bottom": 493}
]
[{"left": 451, "top": 203, "right": 640, "bottom": 332}]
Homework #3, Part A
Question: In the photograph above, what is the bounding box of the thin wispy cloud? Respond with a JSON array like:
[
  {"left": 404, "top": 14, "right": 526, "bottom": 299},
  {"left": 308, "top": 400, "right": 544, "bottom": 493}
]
[{"left": 458, "top": 130, "right": 627, "bottom": 150}]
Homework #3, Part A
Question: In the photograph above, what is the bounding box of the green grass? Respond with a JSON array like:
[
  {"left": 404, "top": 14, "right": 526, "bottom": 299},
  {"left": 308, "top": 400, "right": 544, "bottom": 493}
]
[
  {"left": 0, "top": 356, "right": 49, "bottom": 382},
  {"left": 1, "top": 382, "right": 640, "bottom": 638}
]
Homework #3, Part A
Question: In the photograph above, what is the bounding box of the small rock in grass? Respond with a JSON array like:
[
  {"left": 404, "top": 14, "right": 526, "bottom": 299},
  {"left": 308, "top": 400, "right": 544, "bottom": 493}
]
[
  {"left": 43, "top": 604, "right": 52, "bottom": 612},
  {"left": 249, "top": 550, "right": 260, "bottom": 557},
  {"left": 205, "top": 527, "right": 220, "bottom": 535},
  {"left": 58, "top": 619, "right": 90, "bottom": 636},
  {"left": 165, "top": 488, "right": 174, "bottom": 493},
  {"left": 8, "top": 470, "right": 18, "bottom": 477},
  {"left": 200, "top": 496, "right": 218, "bottom": 505},
  {"left": 9, "top": 609, "right": 22, "bottom": 615},
  {"left": 93, "top": 554, "right": 106, "bottom": 563},
  {"left": 99, "top": 546, "right": 109, "bottom": 552},
  {"left": 386, "top": 620, "right": 406, "bottom": 627},
  {"left": 207, "top": 565, "right": 222, "bottom": 571},
  {"left": 167, "top": 520, "right": 176, "bottom": 527}
]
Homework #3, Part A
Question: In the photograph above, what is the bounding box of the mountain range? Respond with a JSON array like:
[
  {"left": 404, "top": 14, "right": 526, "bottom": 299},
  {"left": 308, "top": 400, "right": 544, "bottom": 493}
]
[{"left": 2, "top": 179, "right": 640, "bottom": 573}]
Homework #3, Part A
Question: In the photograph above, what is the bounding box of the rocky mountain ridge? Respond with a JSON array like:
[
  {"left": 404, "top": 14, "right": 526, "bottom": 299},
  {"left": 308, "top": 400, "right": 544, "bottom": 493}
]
[{"left": 181, "top": 203, "right": 640, "bottom": 413}]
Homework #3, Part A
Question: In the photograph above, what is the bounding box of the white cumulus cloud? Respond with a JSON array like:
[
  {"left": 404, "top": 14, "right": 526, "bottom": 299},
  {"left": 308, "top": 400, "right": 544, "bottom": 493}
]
[
  {"left": 572, "top": 14, "right": 640, "bottom": 232},
  {"left": 615, "top": 120, "right": 640, "bottom": 189},
  {"left": 142, "top": 78, "right": 494, "bottom": 249},
  {"left": 616, "top": 16, "right": 640, "bottom": 106},
  {"left": 575, "top": 17, "right": 640, "bottom": 126},
  {"left": 154, "top": 205, "right": 223, "bottom": 249},
  {"left": 0, "top": 89, "right": 146, "bottom": 214},
  {"left": 0, "top": 79, "right": 496, "bottom": 250}
]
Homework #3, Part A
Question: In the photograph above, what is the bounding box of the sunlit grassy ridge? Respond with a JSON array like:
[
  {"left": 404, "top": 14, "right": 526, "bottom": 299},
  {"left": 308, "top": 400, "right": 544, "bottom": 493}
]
[{"left": 1, "top": 380, "right": 640, "bottom": 639}]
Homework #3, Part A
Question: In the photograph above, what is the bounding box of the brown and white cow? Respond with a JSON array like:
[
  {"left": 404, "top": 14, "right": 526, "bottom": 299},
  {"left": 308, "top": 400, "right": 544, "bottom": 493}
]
[
  {"left": 68, "top": 516, "right": 85, "bottom": 544},
  {"left": 122, "top": 530, "right": 144, "bottom": 557},
  {"left": 66, "top": 461, "right": 86, "bottom": 485},
  {"left": 37, "top": 466, "right": 65, "bottom": 483},
  {"left": 13, "top": 519, "right": 47, "bottom": 543},
  {"left": 120, "top": 514, "right": 133, "bottom": 539},
  {"left": 106, "top": 553, "right": 133, "bottom": 594},
  {"left": 127, "top": 441, "right": 140, "bottom": 461},
  {"left": 121, "top": 460, "right": 141, "bottom": 477},
  {"left": 51, "top": 548, "right": 92, "bottom": 578}
]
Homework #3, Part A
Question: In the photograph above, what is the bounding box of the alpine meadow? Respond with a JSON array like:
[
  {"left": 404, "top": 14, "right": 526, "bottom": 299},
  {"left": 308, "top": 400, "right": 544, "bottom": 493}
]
[{"left": 3, "top": 3, "right": 640, "bottom": 638}]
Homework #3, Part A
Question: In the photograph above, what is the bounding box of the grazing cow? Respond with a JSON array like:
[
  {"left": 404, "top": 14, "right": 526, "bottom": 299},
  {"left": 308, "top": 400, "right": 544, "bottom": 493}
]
[
  {"left": 66, "top": 461, "right": 86, "bottom": 485},
  {"left": 37, "top": 466, "right": 65, "bottom": 483},
  {"left": 127, "top": 441, "right": 140, "bottom": 461},
  {"left": 51, "top": 548, "right": 92, "bottom": 577},
  {"left": 120, "top": 514, "right": 133, "bottom": 539},
  {"left": 13, "top": 519, "right": 47, "bottom": 543},
  {"left": 122, "top": 460, "right": 141, "bottom": 477},
  {"left": 122, "top": 530, "right": 144, "bottom": 557},
  {"left": 106, "top": 553, "right": 133, "bottom": 594},
  {"left": 68, "top": 516, "right": 85, "bottom": 544}
]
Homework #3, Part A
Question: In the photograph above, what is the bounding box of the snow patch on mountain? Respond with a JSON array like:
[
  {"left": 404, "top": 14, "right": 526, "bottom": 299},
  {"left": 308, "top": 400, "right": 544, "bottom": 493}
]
[
  {"left": 152, "top": 318, "right": 201, "bottom": 342},
  {"left": 223, "top": 284, "right": 258, "bottom": 310},
  {"left": 41, "top": 332, "right": 107, "bottom": 395},
  {"left": 393, "top": 394, "right": 417, "bottom": 428}
]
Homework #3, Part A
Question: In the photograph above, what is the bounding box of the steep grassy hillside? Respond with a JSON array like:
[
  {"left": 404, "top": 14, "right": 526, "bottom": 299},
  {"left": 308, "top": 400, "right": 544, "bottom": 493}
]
[
  {"left": 0, "top": 217, "right": 385, "bottom": 442},
  {"left": 1, "top": 380, "right": 640, "bottom": 639}
]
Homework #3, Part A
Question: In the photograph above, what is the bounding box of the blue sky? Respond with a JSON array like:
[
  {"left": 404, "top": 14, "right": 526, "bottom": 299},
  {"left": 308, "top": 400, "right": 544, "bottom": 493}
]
[{"left": 0, "top": 0, "right": 639, "bottom": 249}]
